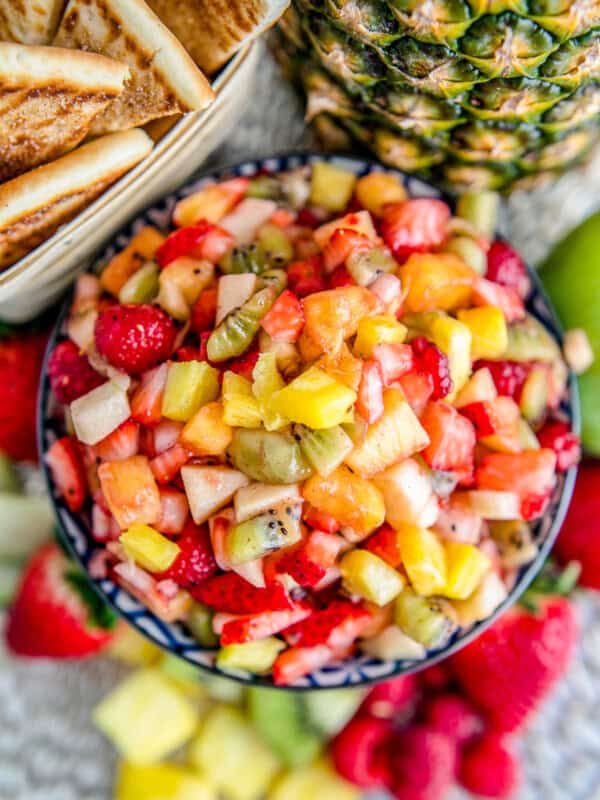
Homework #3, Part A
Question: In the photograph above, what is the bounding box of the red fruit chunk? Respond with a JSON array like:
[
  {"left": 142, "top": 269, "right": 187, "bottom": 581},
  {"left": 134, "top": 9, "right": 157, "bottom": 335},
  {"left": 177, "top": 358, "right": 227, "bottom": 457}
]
[
  {"left": 297, "top": 207, "right": 321, "bottom": 228},
  {"left": 303, "top": 505, "right": 341, "bottom": 534},
  {"left": 226, "top": 347, "right": 259, "bottom": 381},
  {"left": 381, "top": 199, "right": 450, "bottom": 262},
  {"left": 219, "top": 603, "right": 313, "bottom": 645},
  {"left": 173, "top": 346, "right": 202, "bottom": 362},
  {"left": 396, "top": 371, "right": 434, "bottom": 417},
  {"left": 155, "top": 222, "right": 234, "bottom": 267},
  {"left": 275, "top": 530, "right": 342, "bottom": 588},
  {"left": 520, "top": 491, "right": 552, "bottom": 521},
  {"left": 461, "top": 401, "right": 496, "bottom": 436},
  {"left": 323, "top": 229, "right": 372, "bottom": 273},
  {"left": 5, "top": 543, "right": 115, "bottom": 658},
  {"left": 389, "top": 726, "right": 456, "bottom": 800},
  {"left": 361, "top": 675, "right": 417, "bottom": 720},
  {"left": 45, "top": 436, "right": 87, "bottom": 512},
  {"left": 475, "top": 359, "right": 531, "bottom": 400},
  {"left": 472, "top": 278, "right": 525, "bottom": 323},
  {"left": 475, "top": 449, "right": 557, "bottom": 498},
  {"left": 328, "top": 265, "right": 355, "bottom": 288},
  {"left": 357, "top": 360, "right": 385, "bottom": 424},
  {"left": 190, "top": 288, "right": 218, "bottom": 335},
  {"left": 364, "top": 524, "right": 402, "bottom": 568},
  {"left": 95, "top": 304, "right": 176, "bottom": 375},
  {"left": 157, "top": 487, "right": 189, "bottom": 535},
  {"left": 486, "top": 240, "right": 531, "bottom": 299},
  {"left": 555, "top": 462, "right": 600, "bottom": 590},
  {"left": 451, "top": 597, "right": 577, "bottom": 732},
  {"left": 157, "top": 519, "right": 217, "bottom": 588},
  {"left": 130, "top": 363, "right": 168, "bottom": 426},
  {"left": 331, "top": 716, "right": 393, "bottom": 789},
  {"left": 421, "top": 401, "right": 476, "bottom": 482},
  {"left": 537, "top": 420, "right": 580, "bottom": 472},
  {"left": 150, "top": 444, "right": 190, "bottom": 484},
  {"left": 260, "top": 289, "right": 305, "bottom": 343},
  {"left": 423, "top": 693, "right": 482, "bottom": 746},
  {"left": 287, "top": 256, "right": 326, "bottom": 297},
  {"left": 48, "top": 340, "right": 104, "bottom": 404},
  {"left": 284, "top": 600, "right": 371, "bottom": 648},
  {"left": 92, "top": 419, "right": 139, "bottom": 462},
  {"left": 459, "top": 734, "right": 522, "bottom": 799},
  {"left": 193, "top": 572, "right": 293, "bottom": 614},
  {"left": 372, "top": 343, "right": 414, "bottom": 385},
  {"left": 418, "top": 663, "right": 453, "bottom": 691},
  {"left": 461, "top": 397, "right": 521, "bottom": 451},
  {"left": 411, "top": 336, "right": 453, "bottom": 400}
]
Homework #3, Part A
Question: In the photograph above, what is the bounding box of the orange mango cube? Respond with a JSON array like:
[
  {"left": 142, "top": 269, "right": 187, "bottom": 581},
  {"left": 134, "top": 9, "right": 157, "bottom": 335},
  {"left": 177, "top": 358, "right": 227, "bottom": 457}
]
[
  {"left": 181, "top": 401, "right": 232, "bottom": 456},
  {"left": 399, "top": 253, "right": 476, "bottom": 314},
  {"left": 98, "top": 455, "right": 161, "bottom": 530}
]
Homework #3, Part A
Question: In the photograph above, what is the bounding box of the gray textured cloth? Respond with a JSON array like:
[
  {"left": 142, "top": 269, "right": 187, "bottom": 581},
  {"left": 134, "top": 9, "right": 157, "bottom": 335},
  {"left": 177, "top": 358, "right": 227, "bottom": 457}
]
[{"left": 2, "top": 45, "right": 600, "bottom": 800}]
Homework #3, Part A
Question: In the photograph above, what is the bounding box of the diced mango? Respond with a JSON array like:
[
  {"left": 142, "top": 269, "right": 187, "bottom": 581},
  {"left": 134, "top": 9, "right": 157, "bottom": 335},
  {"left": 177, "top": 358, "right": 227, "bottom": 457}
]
[
  {"left": 272, "top": 366, "right": 356, "bottom": 429},
  {"left": 181, "top": 401, "right": 232, "bottom": 456},
  {"left": 94, "top": 669, "right": 198, "bottom": 765},
  {"left": 355, "top": 172, "right": 407, "bottom": 217},
  {"left": 159, "top": 257, "right": 214, "bottom": 305},
  {"left": 353, "top": 315, "right": 407, "bottom": 359},
  {"left": 457, "top": 306, "right": 508, "bottom": 360},
  {"left": 340, "top": 549, "right": 404, "bottom": 606},
  {"left": 271, "top": 759, "right": 359, "bottom": 800},
  {"left": 252, "top": 352, "right": 287, "bottom": 431},
  {"left": 116, "top": 762, "right": 214, "bottom": 800},
  {"left": 317, "top": 343, "right": 363, "bottom": 392},
  {"left": 310, "top": 162, "right": 357, "bottom": 212},
  {"left": 300, "top": 286, "right": 381, "bottom": 356},
  {"left": 120, "top": 523, "right": 180, "bottom": 573},
  {"left": 162, "top": 361, "right": 220, "bottom": 422},
  {"left": 302, "top": 465, "right": 385, "bottom": 537},
  {"left": 173, "top": 179, "right": 247, "bottom": 226},
  {"left": 101, "top": 226, "right": 165, "bottom": 296},
  {"left": 98, "top": 455, "right": 161, "bottom": 530},
  {"left": 222, "top": 371, "right": 262, "bottom": 427},
  {"left": 400, "top": 253, "right": 475, "bottom": 314},
  {"left": 397, "top": 524, "right": 447, "bottom": 596},
  {"left": 442, "top": 541, "right": 491, "bottom": 600}
]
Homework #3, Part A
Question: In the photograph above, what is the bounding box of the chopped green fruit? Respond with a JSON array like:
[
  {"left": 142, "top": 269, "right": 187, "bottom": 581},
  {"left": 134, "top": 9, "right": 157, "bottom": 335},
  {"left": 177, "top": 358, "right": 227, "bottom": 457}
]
[
  {"left": 186, "top": 602, "right": 218, "bottom": 647},
  {"left": 199, "top": 674, "right": 244, "bottom": 704},
  {"left": 272, "top": 366, "right": 357, "bottom": 429},
  {"left": 257, "top": 268, "right": 288, "bottom": 295},
  {"left": 340, "top": 549, "right": 405, "bottom": 606},
  {"left": 444, "top": 236, "right": 487, "bottom": 274},
  {"left": 207, "top": 286, "right": 276, "bottom": 362},
  {"left": 456, "top": 192, "right": 499, "bottom": 238},
  {"left": 0, "top": 561, "right": 22, "bottom": 608},
  {"left": 346, "top": 247, "right": 397, "bottom": 286},
  {"left": 219, "top": 243, "right": 270, "bottom": 275},
  {"left": 247, "top": 175, "right": 283, "bottom": 200},
  {"left": 228, "top": 429, "right": 313, "bottom": 484},
  {"left": 188, "top": 705, "right": 280, "bottom": 800},
  {"left": 252, "top": 352, "right": 287, "bottom": 431},
  {"left": 0, "top": 493, "right": 54, "bottom": 560},
  {"left": 118, "top": 262, "right": 159, "bottom": 305},
  {"left": 271, "top": 758, "right": 359, "bottom": 800},
  {"left": 120, "top": 524, "right": 180, "bottom": 572},
  {"left": 394, "top": 587, "right": 457, "bottom": 647},
  {"left": 310, "top": 162, "right": 357, "bottom": 212},
  {"left": 504, "top": 314, "right": 561, "bottom": 363},
  {"left": 162, "top": 361, "right": 219, "bottom": 422},
  {"left": 234, "top": 482, "right": 301, "bottom": 523},
  {"left": 158, "top": 653, "right": 202, "bottom": 686},
  {"left": 303, "top": 689, "right": 364, "bottom": 737},
  {"left": 181, "top": 465, "right": 249, "bottom": 525},
  {"left": 519, "top": 365, "right": 549, "bottom": 423},
  {"left": 0, "top": 453, "right": 20, "bottom": 493},
  {"left": 93, "top": 668, "right": 198, "bottom": 765},
  {"left": 115, "top": 761, "right": 214, "bottom": 800},
  {"left": 217, "top": 637, "right": 286, "bottom": 674},
  {"left": 293, "top": 424, "right": 354, "bottom": 476},
  {"left": 247, "top": 688, "right": 324, "bottom": 768},
  {"left": 226, "top": 504, "right": 302, "bottom": 564},
  {"left": 257, "top": 224, "right": 294, "bottom": 263}
]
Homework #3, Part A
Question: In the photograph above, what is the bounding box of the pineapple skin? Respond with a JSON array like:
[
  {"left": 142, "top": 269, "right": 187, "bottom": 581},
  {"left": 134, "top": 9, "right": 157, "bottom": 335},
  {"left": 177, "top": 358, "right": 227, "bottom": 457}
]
[{"left": 275, "top": 1, "right": 600, "bottom": 191}]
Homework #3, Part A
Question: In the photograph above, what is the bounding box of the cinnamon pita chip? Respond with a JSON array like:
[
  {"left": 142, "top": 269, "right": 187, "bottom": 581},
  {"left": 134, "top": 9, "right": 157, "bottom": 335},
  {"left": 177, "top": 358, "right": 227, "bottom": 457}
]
[{"left": 0, "top": 0, "right": 65, "bottom": 45}]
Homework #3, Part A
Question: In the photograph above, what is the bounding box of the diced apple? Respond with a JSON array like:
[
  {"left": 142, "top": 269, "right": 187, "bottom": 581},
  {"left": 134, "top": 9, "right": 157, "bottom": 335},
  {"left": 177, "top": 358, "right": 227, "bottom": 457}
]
[
  {"left": 234, "top": 482, "right": 301, "bottom": 523},
  {"left": 373, "top": 458, "right": 438, "bottom": 530},
  {"left": 70, "top": 381, "right": 130, "bottom": 445},
  {"left": 182, "top": 466, "right": 249, "bottom": 524},
  {"left": 220, "top": 198, "right": 278, "bottom": 245},
  {"left": 360, "top": 625, "right": 426, "bottom": 661},
  {"left": 454, "top": 490, "right": 521, "bottom": 520},
  {"left": 216, "top": 273, "right": 257, "bottom": 324}
]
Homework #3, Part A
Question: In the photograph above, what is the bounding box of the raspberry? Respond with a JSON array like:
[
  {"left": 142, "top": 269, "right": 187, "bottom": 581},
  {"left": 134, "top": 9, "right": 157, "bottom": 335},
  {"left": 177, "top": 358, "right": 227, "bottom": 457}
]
[
  {"left": 389, "top": 725, "right": 457, "bottom": 800},
  {"left": 423, "top": 693, "right": 482, "bottom": 746},
  {"left": 459, "top": 733, "right": 522, "bottom": 799},
  {"left": 331, "top": 716, "right": 393, "bottom": 789},
  {"left": 48, "top": 340, "right": 104, "bottom": 404},
  {"left": 360, "top": 675, "right": 417, "bottom": 720},
  {"left": 476, "top": 359, "right": 531, "bottom": 400},
  {"left": 94, "top": 304, "right": 176, "bottom": 375},
  {"left": 486, "top": 240, "right": 531, "bottom": 299},
  {"left": 537, "top": 420, "right": 581, "bottom": 472},
  {"left": 411, "top": 337, "right": 453, "bottom": 400}
]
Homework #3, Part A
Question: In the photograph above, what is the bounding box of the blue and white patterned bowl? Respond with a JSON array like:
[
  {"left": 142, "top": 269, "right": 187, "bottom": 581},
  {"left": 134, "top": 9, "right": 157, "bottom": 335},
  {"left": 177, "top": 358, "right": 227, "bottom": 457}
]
[{"left": 38, "top": 153, "right": 579, "bottom": 689}]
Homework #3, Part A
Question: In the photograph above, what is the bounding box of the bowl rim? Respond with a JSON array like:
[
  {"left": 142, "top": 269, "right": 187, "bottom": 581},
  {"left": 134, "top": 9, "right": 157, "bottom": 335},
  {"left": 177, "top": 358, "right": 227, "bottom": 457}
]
[{"left": 38, "top": 150, "right": 580, "bottom": 690}]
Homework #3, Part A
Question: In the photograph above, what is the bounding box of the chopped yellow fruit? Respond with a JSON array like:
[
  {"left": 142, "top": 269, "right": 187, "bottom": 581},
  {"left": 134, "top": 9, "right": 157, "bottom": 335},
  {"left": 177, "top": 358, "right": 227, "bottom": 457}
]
[
  {"left": 181, "top": 401, "right": 232, "bottom": 456},
  {"left": 397, "top": 524, "right": 447, "bottom": 596},
  {"left": 252, "top": 352, "right": 287, "bottom": 431},
  {"left": 310, "top": 162, "right": 357, "bottom": 212},
  {"left": 355, "top": 172, "right": 407, "bottom": 217},
  {"left": 98, "top": 455, "right": 161, "bottom": 530},
  {"left": 106, "top": 624, "right": 161, "bottom": 666},
  {"left": 216, "top": 637, "right": 286, "bottom": 674},
  {"left": 317, "top": 343, "right": 363, "bottom": 392},
  {"left": 101, "top": 226, "right": 165, "bottom": 296},
  {"left": 340, "top": 550, "right": 404, "bottom": 606},
  {"left": 116, "top": 762, "right": 214, "bottom": 800},
  {"left": 443, "top": 541, "right": 491, "bottom": 600},
  {"left": 353, "top": 315, "right": 407, "bottom": 359},
  {"left": 272, "top": 366, "right": 356, "bottom": 429},
  {"left": 93, "top": 669, "right": 198, "bottom": 765},
  {"left": 188, "top": 705, "right": 280, "bottom": 800},
  {"left": 159, "top": 257, "right": 214, "bottom": 305},
  {"left": 271, "top": 758, "right": 359, "bottom": 800},
  {"left": 173, "top": 181, "right": 243, "bottom": 226},
  {"left": 400, "top": 253, "right": 475, "bottom": 314},
  {"left": 452, "top": 571, "right": 508, "bottom": 626},
  {"left": 162, "top": 361, "right": 220, "bottom": 422},
  {"left": 120, "top": 524, "right": 180, "bottom": 573},
  {"left": 408, "top": 312, "right": 472, "bottom": 395},
  {"left": 457, "top": 306, "right": 508, "bottom": 360},
  {"left": 222, "top": 371, "right": 262, "bottom": 428}
]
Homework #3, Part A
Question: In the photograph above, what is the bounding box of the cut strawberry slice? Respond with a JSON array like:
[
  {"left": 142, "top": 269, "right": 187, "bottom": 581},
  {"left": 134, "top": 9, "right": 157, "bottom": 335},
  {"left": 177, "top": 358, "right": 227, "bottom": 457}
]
[
  {"left": 421, "top": 401, "right": 476, "bottom": 482},
  {"left": 303, "top": 505, "right": 341, "bottom": 534},
  {"left": 157, "top": 519, "right": 217, "bottom": 587},
  {"left": 373, "top": 343, "right": 414, "bottom": 385},
  {"left": 411, "top": 336, "right": 453, "bottom": 400},
  {"left": 475, "top": 449, "right": 557, "bottom": 498},
  {"left": 396, "top": 371, "right": 434, "bottom": 417},
  {"left": 149, "top": 444, "right": 190, "bottom": 484},
  {"left": 323, "top": 229, "right": 373, "bottom": 273},
  {"left": 92, "top": 419, "right": 139, "bottom": 462},
  {"left": 472, "top": 278, "right": 525, "bottom": 323},
  {"left": 274, "top": 530, "right": 344, "bottom": 588},
  {"left": 357, "top": 360, "right": 385, "bottom": 424},
  {"left": 273, "top": 643, "right": 352, "bottom": 685},
  {"left": 537, "top": 420, "right": 581, "bottom": 473},
  {"left": 328, "top": 265, "right": 355, "bottom": 289},
  {"left": 155, "top": 222, "right": 234, "bottom": 267},
  {"left": 284, "top": 600, "right": 372, "bottom": 648},
  {"left": 486, "top": 240, "right": 531, "bottom": 299},
  {"left": 287, "top": 257, "right": 326, "bottom": 297},
  {"left": 45, "top": 437, "right": 88, "bottom": 512},
  {"left": 48, "top": 340, "right": 104, "bottom": 404},
  {"left": 190, "top": 288, "right": 218, "bottom": 335},
  {"left": 219, "top": 602, "right": 313, "bottom": 646},
  {"left": 364, "top": 524, "right": 402, "bottom": 568},
  {"left": 460, "top": 397, "right": 521, "bottom": 452},
  {"left": 157, "top": 487, "right": 189, "bottom": 535},
  {"left": 131, "top": 363, "right": 169, "bottom": 426},
  {"left": 381, "top": 199, "right": 450, "bottom": 262},
  {"left": 260, "top": 290, "right": 305, "bottom": 343},
  {"left": 193, "top": 572, "right": 293, "bottom": 613}
]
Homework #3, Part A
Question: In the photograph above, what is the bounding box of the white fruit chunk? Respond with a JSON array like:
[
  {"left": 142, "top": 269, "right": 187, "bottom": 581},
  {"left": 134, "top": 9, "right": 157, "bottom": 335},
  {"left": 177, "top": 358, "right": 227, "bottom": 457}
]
[
  {"left": 70, "top": 381, "right": 130, "bottom": 445},
  {"left": 374, "top": 458, "right": 439, "bottom": 529},
  {"left": 453, "top": 571, "right": 508, "bottom": 626},
  {"left": 216, "top": 273, "right": 257, "bottom": 325},
  {"left": 361, "top": 626, "right": 426, "bottom": 661},
  {"left": 182, "top": 466, "right": 249, "bottom": 525},
  {"left": 220, "top": 198, "right": 277, "bottom": 245},
  {"left": 234, "top": 482, "right": 301, "bottom": 523},
  {"left": 454, "top": 367, "right": 497, "bottom": 408},
  {"left": 454, "top": 490, "right": 521, "bottom": 520}
]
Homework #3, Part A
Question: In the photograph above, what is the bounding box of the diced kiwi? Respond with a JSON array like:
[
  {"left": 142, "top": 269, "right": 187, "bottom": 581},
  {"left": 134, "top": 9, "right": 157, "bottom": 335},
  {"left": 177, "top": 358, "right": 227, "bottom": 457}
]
[
  {"left": 488, "top": 521, "right": 538, "bottom": 568},
  {"left": 207, "top": 287, "right": 276, "bottom": 362},
  {"left": 118, "top": 261, "right": 159, "bottom": 304},
  {"left": 346, "top": 247, "right": 397, "bottom": 287},
  {"left": 257, "top": 224, "right": 294, "bottom": 263},
  {"left": 257, "top": 268, "right": 288, "bottom": 294},
  {"left": 226, "top": 504, "right": 303, "bottom": 564},
  {"left": 0, "top": 453, "right": 20, "bottom": 493},
  {"left": 444, "top": 237, "right": 487, "bottom": 274},
  {"left": 186, "top": 602, "right": 218, "bottom": 648},
  {"left": 228, "top": 429, "right": 313, "bottom": 484},
  {"left": 519, "top": 365, "right": 549, "bottom": 423},
  {"left": 216, "top": 637, "right": 286, "bottom": 675},
  {"left": 219, "top": 243, "right": 270, "bottom": 275},
  {"left": 504, "top": 314, "right": 561, "bottom": 363},
  {"left": 394, "top": 587, "right": 457, "bottom": 648},
  {"left": 293, "top": 424, "right": 354, "bottom": 476},
  {"left": 247, "top": 176, "right": 283, "bottom": 201}
]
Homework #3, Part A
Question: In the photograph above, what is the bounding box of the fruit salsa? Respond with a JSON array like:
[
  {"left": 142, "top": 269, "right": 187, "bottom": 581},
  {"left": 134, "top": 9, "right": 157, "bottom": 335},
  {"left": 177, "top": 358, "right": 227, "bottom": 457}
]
[{"left": 45, "top": 161, "right": 579, "bottom": 685}]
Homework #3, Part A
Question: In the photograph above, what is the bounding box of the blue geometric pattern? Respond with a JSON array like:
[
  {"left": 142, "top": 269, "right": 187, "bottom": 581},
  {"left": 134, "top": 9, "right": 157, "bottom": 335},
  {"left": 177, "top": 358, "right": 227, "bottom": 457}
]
[{"left": 38, "top": 153, "right": 580, "bottom": 690}]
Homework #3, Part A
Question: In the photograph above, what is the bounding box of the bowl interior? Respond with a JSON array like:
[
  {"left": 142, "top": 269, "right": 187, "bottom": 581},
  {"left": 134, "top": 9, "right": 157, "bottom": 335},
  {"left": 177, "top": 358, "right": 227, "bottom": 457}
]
[{"left": 39, "top": 153, "right": 579, "bottom": 689}]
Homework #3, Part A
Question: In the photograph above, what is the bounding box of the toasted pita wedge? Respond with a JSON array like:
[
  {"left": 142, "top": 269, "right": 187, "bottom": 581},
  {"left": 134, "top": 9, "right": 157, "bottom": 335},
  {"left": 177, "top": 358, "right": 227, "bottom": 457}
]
[
  {"left": 0, "top": 43, "right": 129, "bottom": 182},
  {"left": 54, "top": 0, "right": 214, "bottom": 135},
  {"left": 0, "top": 129, "right": 153, "bottom": 270},
  {"left": 0, "top": 0, "right": 65, "bottom": 44},
  {"left": 146, "top": 0, "right": 289, "bottom": 74}
]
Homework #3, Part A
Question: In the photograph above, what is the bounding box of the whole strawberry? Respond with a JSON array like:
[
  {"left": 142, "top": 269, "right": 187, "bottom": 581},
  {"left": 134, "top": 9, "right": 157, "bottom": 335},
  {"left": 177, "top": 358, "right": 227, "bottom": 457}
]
[
  {"left": 389, "top": 725, "right": 456, "bottom": 800},
  {"left": 459, "top": 732, "right": 522, "bottom": 799},
  {"left": 48, "top": 340, "right": 104, "bottom": 403},
  {"left": 5, "top": 542, "right": 117, "bottom": 658},
  {"left": 331, "top": 715, "right": 393, "bottom": 789},
  {"left": 95, "top": 304, "right": 176, "bottom": 375}
]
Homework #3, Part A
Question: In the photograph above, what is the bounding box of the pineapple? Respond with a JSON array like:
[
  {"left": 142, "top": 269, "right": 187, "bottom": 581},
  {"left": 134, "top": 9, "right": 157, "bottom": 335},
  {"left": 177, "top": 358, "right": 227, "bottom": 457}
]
[{"left": 274, "top": 2, "right": 600, "bottom": 191}]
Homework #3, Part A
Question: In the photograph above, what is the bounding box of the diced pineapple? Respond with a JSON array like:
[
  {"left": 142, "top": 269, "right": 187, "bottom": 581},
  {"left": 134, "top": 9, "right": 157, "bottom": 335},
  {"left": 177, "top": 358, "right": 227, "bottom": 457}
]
[
  {"left": 272, "top": 366, "right": 356, "bottom": 430},
  {"left": 397, "top": 524, "right": 447, "bottom": 596},
  {"left": 373, "top": 458, "right": 438, "bottom": 530},
  {"left": 400, "top": 253, "right": 475, "bottom": 314},
  {"left": 162, "top": 361, "right": 220, "bottom": 422},
  {"left": 98, "top": 456, "right": 161, "bottom": 530},
  {"left": 216, "top": 273, "right": 257, "bottom": 324},
  {"left": 222, "top": 371, "right": 262, "bottom": 428},
  {"left": 101, "top": 226, "right": 165, "bottom": 296},
  {"left": 454, "top": 490, "right": 521, "bottom": 520},
  {"left": 310, "top": 162, "right": 357, "bottom": 212},
  {"left": 94, "top": 669, "right": 198, "bottom": 765},
  {"left": 442, "top": 541, "right": 491, "bottom": 600},
  {"left": 257, "top": 223, "right": 294, "bottom": 262},
  {"left": 188, "top": 705, "right": 280, "bottom": 800},
  {"left": 355, "top": 172, "right": 406, "bottom": 217},
  {"left": 252, "top": 352, "right": 287, "bottom": 431},
  {"left": 454, "top": 367, "right": 497, "bottom": 408},
  {"left": 181, "top": 401, "right": 232, "bottom": 456},
  {"left": 120, "top": 524, "right": 180, "bottom": 573},
  {"left": 457, "top": 306, "right": 508, "bottom": 360},
  {"left": 234, "top": 482, "right": 301, "bottom": 523},
  {"left": 70, "top": 381, "right": 131, "bottom": 445},
  {"left": 173, "top": 179, "right": 247, "bottom": 226},
  {"left": 216, "top": 637, "right": 286, "bottom": 674},
  {"left": 181, "top": 465, "right": 249, "bottom": 525},
  {"left": 271, "top": 759, "right": 359, "bottom": 800},
  {"left": 360, "top": 626, "right": 426, "bottom": 661},
  {"left": 353, "top": 315, "right": 407, "bottom": 359},
  {"left": 408, "top": 312, "right": 472, "bottom": 395},
  {"left": 345, "top": 389, "right": 429, "bottom": 478},
  {"left": 340, "top": 550, "right": 404, "bottom": 606},
  {"left": 394, "top": 587, "right": 457, "bottom": 647},
  {"left": 452, "top": 571, "right": 508, "bottom": 626},
  {"left": 115, "top": 762, "right": 214, "bottom": 800},
  {"left": 303, "top": 465, "right": 385, "bottom": 537}
]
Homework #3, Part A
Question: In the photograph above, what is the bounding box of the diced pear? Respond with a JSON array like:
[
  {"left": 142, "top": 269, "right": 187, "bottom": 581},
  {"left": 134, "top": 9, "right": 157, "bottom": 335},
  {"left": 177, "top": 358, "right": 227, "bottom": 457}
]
[
  {"left": 216, "top": 637, "right": 286, "bottom": 674},
  {"left": 271, "top": 758, "right": 359, "bottom": 800},
  {"left": 116, "top": 761, "right": 214, "bottom": 800},
  {"left": 220, "top": 198, "right": 278, "bottom": 245},
  {"left": 216, "top": 273, "right": 257, "bottom": 324},
  {"left": 181, "top": 466, "right": 249, "bottom": 525},
  {"left": 120, "top": 524, "right": 180, "bottom": 573},
  {"left": 234, "top": 482, "right": 301, "bottom": 523},
  {"left": 360, "top": 625, "right": 426, "bottom": 661},
  {"left": 340, "top": 550, "right": 404, "bottom": 606},
  {"left": 452, "top": 570, "right": 508, "bottom": 626},
  {"left": 454, "top": 367, "right": 498, "bottom": 408},
  {"left": 373, "top": 458, "right": 438, "bottom": 529},
  {"left": 70, "top": 381, "right": 130, "bottom": 445}
]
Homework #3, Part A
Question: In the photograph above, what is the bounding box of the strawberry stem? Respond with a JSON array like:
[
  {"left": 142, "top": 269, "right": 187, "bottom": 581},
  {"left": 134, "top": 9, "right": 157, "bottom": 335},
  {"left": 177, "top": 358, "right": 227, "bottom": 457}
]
[
  {"left": 65, "top": 570, "right": 118, "bottom": 631},
  {"left": 520, "top": 559, "right": 580, "bottom": 612}
]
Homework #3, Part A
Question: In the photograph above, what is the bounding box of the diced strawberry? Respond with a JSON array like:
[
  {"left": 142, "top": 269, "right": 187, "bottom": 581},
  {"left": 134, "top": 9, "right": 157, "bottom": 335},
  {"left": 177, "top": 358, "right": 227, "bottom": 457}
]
[
  {"left": 357, "top": 360, "right": 385, "bottom": 424},
  {"left": 397, "top": 371, "right": 434, "bottom": 417},
  {"left": 269, "top": 208, "right": 296, "bottom": 228},
  {"left": 328, "top": 265, "right": 355, "bottom": 288},
  {"left": 364, "top": 524, "right": 402, "bottom": 568},
  {"left": 138, "top": 427, "right": 156, "bottom": 458},
  {"left": 219, "top": 602, "right": 313, "bottom": 645},
  {"left": 190, "top": 288, "right": 218, "bottom": 335},
  {"left": 153, "top": 419, "right": 184, "bottom": 454},
  {"left": 323, "top": 229, "right": 372, "bottom": 273},
  {"left": 284, "top": 600, "right": 372, "bottom": 648},
  {"left": 369, "top": 273, "right": 403, "bottom": 316},
  {"left": 475, "top": 449, "right": 557, "bottom": 498},
  {"left": 45, "top": 437, "right": 88, "bottom": 512},
  {"left": 303, "top": 505, "right": 341, "bottom": 534},
  {"left": 130, "top": 363, "right": 169, "bottom": 426},
  {"left": 411, "top": 337, "right": 453, "bottom": 400},
  {"left": 226, "top": 347, "right": 260, "bottom": 381},
  {"left": 193, "top": 572, "right": 293, "bottom": 613},
  {"left": 287, "top": 256, "right": 326, "bottom": 297},
  {"left": 421, "top": 401, "right": 476, "bottom": 482},
  {"left": 95, "top": 304, "right": 176, "bottom": 375},
  {"left": 520, "top": 491, "right": 552, "bottom": 521},
  {"left": 361, "top": 676, "right": 418, "bottom": 721},
  {"left": 297, "top": 208, "right": 322, "bottom": 228},
  {"left": 48, "top": 340, "right": 105, "bottom": 404},
  {"left": 198, "top": 331, "right": 211, "bottom": 362},
  {"left": 460, "top": 397, "right": 521, "bottom": 452},
  {"left": 172, "top": 346, "right": 202, "bottom": 362},
  {"left": 475, "top": 359, "right": 532, "bottom": 401},
  {"left": 156, "top": 222, "right": 234, "bottom": 267},
  {"left": 273, "top": 643, "right": 350, "bottom": 685},
  {"left": 260, "top": 290, "right": 305, "bottom": 343},
  {"left": 423, "top": 693, "right": 482, "bottom": 746},
  {"left": 275, "top": 530, "right": 343, "bottom": 588},
  {"left": 92, "top": 419, "right": 140, "bottom": 462},
  {"left": 472, "top": 278, "right": 525, "bottom": 323},
  {"left": 373, "top": 343, "right": 414, "bottom": 385},
  {"left": 200, "top": 225, "right": 236, "bottom": 263},
  {"left": 149, "top": 444, "right": 190, "bottom": 484},
  {"left": 381, "top": 199, "right": 450, "bottom": 262},
  {"left": 537, "top": 420, "right": 581, "bottom": 473},
  {"left": 486, "top": 240, "right": 531, "bottom": 299},
  {"left": 157, "top": 518, "right": 217, "bottom": 587},
  {"left": 91, "top": 502, "right": 120, "bottom": 542},
  {"left": 158, "top": 487, "right": 189, "bottom": 535}
]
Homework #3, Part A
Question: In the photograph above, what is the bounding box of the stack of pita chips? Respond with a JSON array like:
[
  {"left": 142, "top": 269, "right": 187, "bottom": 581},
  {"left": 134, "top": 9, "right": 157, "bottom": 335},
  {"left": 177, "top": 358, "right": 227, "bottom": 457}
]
[{"left": 0, "top": 0, "right": 290, "bottom": 272}]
